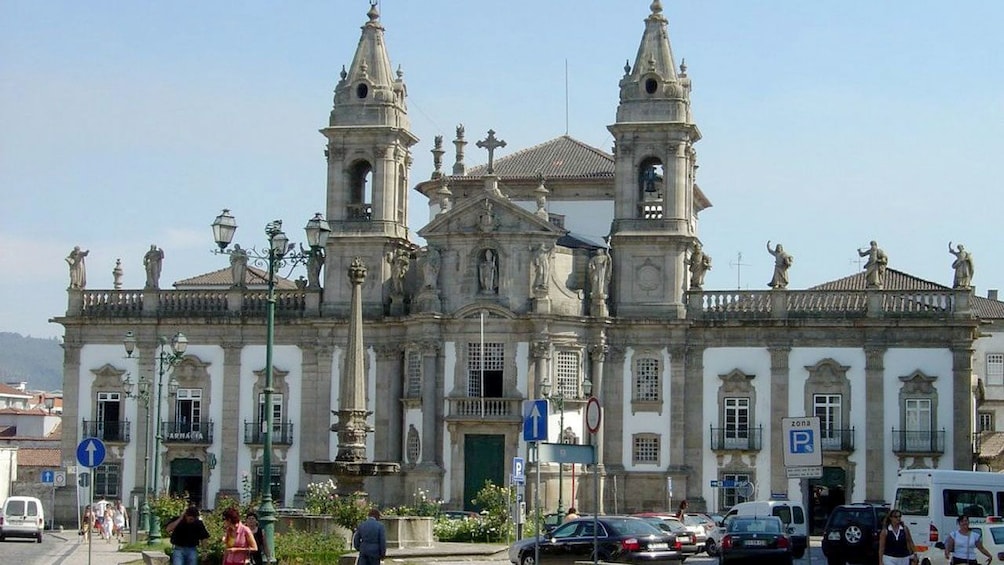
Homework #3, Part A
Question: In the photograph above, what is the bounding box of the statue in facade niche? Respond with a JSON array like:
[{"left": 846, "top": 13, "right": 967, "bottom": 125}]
[
  {"left": 532, "top": 244, "right": 550, "bottom": 290},
  {"left": 857, "top": 241, "right": 888, "bottom": 289},
  {"left": 479, "top": 249, "right": 498, "bottom": 294},
  {"left": 589, "top": 248, "right": 612, "bottom": 299},
  {"left": 422, "top": 247, "right": 440, "bottom": 290},
  {"left": 389, "top": 250, "right": 410, "bottom": 296},
  {"left": 766, "top": 241, "right": 793, "bottom": 289},
  {"left": 230, "top": 244, "right": 248, "bottom": 287},
  {"left": 66, "top": 246, "right": 90, "bottom": 289},
  {"left": 688, "top": 242, "right": 711, "bottom": 289},
  {"left": 143, "top": 244, "right": 164, "bottom": 289},
  {"left": 949, "top": 242, "right": 974, "bottom": 289},
  {"left": 306, "top": 247, "right": 324, "bottom": 289}
]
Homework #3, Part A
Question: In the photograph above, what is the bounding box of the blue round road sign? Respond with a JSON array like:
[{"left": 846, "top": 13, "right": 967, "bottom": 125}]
[{"left": 76, "top": 438, "right": 107, "bottom": 469}]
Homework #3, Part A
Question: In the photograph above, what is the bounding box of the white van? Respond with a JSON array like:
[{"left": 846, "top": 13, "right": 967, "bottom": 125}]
[
  {"left": 894, "top": 469, "right": 1004, "bottom": 559},
  {"left": 722, "top": 500, "right": 807, "bottom": 558},
  {"left": 0, "top": 496, "right": 44, "bottom": 542}
]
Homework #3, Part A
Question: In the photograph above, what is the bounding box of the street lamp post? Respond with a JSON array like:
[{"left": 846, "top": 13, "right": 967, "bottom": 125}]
[
  {"left": 540, "top": 376, "right": 592, "bottom": 515},
  {"left": 123, "top": 331, "right": 186, "bottom": 545},
  {"left": 211, "top": 209, "right": 330, "bottom": 564}
]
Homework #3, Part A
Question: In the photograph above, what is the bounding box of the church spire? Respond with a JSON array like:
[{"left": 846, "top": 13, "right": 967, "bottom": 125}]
[
  {"left": 629, "top": 0, "right": 677, "bottom": 83},
  {"left": 330, "top": 1, "right": 409, "bottom": 128}
]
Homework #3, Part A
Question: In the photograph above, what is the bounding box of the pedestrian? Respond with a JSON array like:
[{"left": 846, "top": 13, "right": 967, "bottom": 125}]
[
  {"left": 675, "top": 499, "right": 689, "bottom": 521},
  {"left": 878, "top": 508, "right": 917, "bottom": 565},
  {"left": 944, "top": 514, "right": 993, "bottom": 564},
  {"left": 353, "top": 508, "right": 387, "bottom": 565},
  {"left": 563, "top": 507, "right": 580, "bottom": 523},
  {"left": 79, "top": 505, "right": 93, "bottom": 543},
  {"left": 244, "top": 511, "right": 268, "bottom": 565},
  {"left": 165, "top": 505, "right": 211, "bottom": 565},
  {"left": 112, "top": 500, "right": 128, "bottom": 541},
  {"left": 102, "top": 506, "right": 114, "bottom": 541},
  {"left": 222, "top": 507, "right": 257, "bottom": 565}
]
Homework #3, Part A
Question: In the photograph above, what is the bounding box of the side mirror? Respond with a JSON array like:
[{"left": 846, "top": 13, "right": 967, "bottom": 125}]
[
  {"left": 786, "top": 526, "right": 796, "bottom": 535},
  {"left": 935, "top": 542, "right": 945, "bottom": 549}
]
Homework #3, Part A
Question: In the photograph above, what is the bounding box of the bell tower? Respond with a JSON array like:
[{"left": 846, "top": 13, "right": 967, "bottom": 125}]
[
  {"left": 607, "top": 1, "right": 706, "bottom": 318},
  {"left": 322, "top": 3, "right": 418, "bottom": 315}
]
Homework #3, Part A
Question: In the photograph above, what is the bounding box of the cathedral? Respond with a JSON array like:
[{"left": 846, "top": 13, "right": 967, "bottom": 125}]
[{"left": 56, "top": 1, "right": 1004, "bottom": 526}]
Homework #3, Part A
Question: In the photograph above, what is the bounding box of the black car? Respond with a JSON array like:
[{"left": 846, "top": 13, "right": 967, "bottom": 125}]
[
  {"left": 820, "top": 503, "right": 889, "bottom": 565},
  {"left": 508, "top": 516, "right": 682, "bottom": 565},
  {"left": 718, "top": 516, "right": 793, "bottom": 565}
]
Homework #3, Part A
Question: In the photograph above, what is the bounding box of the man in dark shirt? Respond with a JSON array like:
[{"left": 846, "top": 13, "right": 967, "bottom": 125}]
[
  {"left": 165, "top": 505, "right": 211, "bottom": 565},
  {"left": 353, "top": 508, "right": 387, "bottom": 565}
]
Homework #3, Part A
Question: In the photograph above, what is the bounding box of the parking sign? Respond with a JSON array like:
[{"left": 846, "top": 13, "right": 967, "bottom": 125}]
[
  {"left": 512, "top": 457, "right": 525, "bottom": 485},
  {"left": 782, "top": 417, "right": 821, "bottom": 467}
]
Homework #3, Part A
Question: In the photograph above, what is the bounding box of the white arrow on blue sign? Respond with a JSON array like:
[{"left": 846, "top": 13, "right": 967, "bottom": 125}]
[
  {"left": 41, "top": 469, "right": 55, "bottom": 484},
  {"left": 76, "top": 438, "right": 106, "bottom": 469},
  {"left": 522, "top": 399, "right": 549, "bottom": 442}
]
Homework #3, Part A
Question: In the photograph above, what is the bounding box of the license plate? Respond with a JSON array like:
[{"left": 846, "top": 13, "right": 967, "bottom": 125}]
[
  {"left": 649, "top": 543, "right": 668, "bottom": 550},
  {"left": 745, "top": 539, "right": 767, "bottom": 547},
  {"left": 828, "top": 532, "right": 841, "bottom": 540}
]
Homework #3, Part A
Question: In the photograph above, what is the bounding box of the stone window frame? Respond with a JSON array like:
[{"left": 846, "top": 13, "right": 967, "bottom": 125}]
[
  {"left": 898, "top": 370, "right": 938, "bottom": 431},
  {"left": 553, "top": 348, "right": 584, "bottom": 399},
  {"left": 172, "top": 356, "right": 212, "bottom": 424},
  {"left": 405, "top": 348, "right": 423, "bottom": 398},
  {"left": 94, "top": 462, "right": 121, "bottom": 499},
  {"left": 251, "top": 366, "right": 290, "bottom": 424},
  {"left": 464, "top": 341, "right": 507, "bottom": 398},
  {"left": 254, "top": 463, "right": 286, "bottom": 505},
  {"left": 632, "top": 433, "right": 661, "bottom": 466},
  {"left": 90, "top": 363, "right": 128, "bottom": 420},
  {"left": 720, "top": 471, "right": 754, "bottom": 510},
  {"left": 718, "top": 369, "right": 757, "bottom": 437},
  {"left": 979, "top": 412, "right": 994, "bottom": 432},
  {"left": 987, "top": 353, "right": 1004, "bottom": 386},
  {"left": 631, "top": 350, "right": 663, "bottom": 413},
  {"left": 804, "top": 358, "right": 852, "bottom": 440}
]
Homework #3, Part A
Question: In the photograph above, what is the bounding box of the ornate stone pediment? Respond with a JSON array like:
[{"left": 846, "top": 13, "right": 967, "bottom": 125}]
[
  {"left": 417, "top": 194, "right": 563, "bottom": 239},
  {"left": 719, "top": 368, "right": 755, "bottom": 394},
  {"left": 899, "top": 370, "right": 937, "bottom": 395}
]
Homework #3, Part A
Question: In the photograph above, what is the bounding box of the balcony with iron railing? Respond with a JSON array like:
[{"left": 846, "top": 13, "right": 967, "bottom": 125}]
[
  {"left": 710, "top": 425, "right": 763, "bottom": 451},
  {"left": 891, "top": 428, "right": 945, "bottom": 455},
  {"left": 161, "top": 421, "right": 214, "bottom": 445},
  {"left": 243, "top": 422, "right": 294, "bottom": 445},
  {"left": 445, "top": 397, "right": 523, "bottom": 423},
  {"left": 81, "top": 420, "right": 131, "bottom": 443},
  {"left": 820, "top": 428, "right": 855, "bottom": 452}
]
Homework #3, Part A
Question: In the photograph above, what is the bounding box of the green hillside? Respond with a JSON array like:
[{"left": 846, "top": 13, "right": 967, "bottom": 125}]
[{"left": 0, "top": 332, "right": 63, "bottom": 391}]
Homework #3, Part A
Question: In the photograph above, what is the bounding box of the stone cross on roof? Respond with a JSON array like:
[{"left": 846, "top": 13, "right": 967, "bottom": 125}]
[{"left": 476, "top": 129, "right": 507, "bottom": 174}]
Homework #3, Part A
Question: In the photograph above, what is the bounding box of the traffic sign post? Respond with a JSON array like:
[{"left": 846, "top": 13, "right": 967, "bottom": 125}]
[
  {"left": 522, "top": 399, "right": 549, "bottom": 442},
  {"left": 782, "top": 417, "right": 821, "bottom": 565},
  {"left": 41, "top": 469, "right": 55, "bottom": 484},
  {"left": 76, "top": 438, "right": 107, "bottom": 469},
  {"left": 512, "top": 456, "right": 525, "bottom": 485}
]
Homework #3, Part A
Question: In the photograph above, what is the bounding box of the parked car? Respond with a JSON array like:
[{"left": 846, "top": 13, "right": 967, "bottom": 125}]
[
  {"left": 718, "top": 515, "right": 793, "bottom": 565},
  {"left": 442, "top": 510, "right": 480, "bottom": 520},
  {"left": 633, "top": 514, "right": 699, "bottom": 559},
  {"left": 722, "top": 501, "right": 807, "bottom": 558},
  {"left": 0, "top": 496, "right": 45, "bottom": 543},
  {"left": 821, "top": 503, "right": 889, "bottom": 565},
  {"left": 508, "top": 516, "right": 682, "bottom": 565}
]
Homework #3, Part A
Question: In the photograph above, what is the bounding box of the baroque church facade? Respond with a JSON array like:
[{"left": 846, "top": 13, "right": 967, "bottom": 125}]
[{"left": 56, "top": 2, "right": 1003, "bottom": 523}]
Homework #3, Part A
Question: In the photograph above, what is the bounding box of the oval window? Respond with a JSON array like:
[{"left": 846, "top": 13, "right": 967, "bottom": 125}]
[
  {"left": 356, "top": 83, "right": 369, "bottom": 99},
  {"left": 645, "top": 78, "right": 658, "bottom": 94}
]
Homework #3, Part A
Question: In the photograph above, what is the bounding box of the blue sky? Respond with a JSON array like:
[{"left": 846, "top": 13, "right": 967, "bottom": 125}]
[{"left": 2, "top": 1, "right": 1002, "bottom": 339}]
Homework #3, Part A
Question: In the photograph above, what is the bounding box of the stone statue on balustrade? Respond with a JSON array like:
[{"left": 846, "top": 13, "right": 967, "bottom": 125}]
[
  {"left": 112, "top": 259, "right": 124, "bottom": 290},
  {"left": 66, "top": 246, "right": 90, "bottom": 289},
  {"left": 143, "top": 244, "right": 164, "bottom": 289},
  {"left": 688, "top": 242, "right": 711, "bottom": 290},
  {"left": 589, "top": 248, "right": 611, "bottom": 300},
  {"left": 230, "top": 244, "right": 248, "bottom": 288},
  {"left": 949, "top": 242, "right": 974, "bottom": 289},
  {"left": 857, "top": 241, "right": 888, "bottom": 289},
  {"left": 766, "top": 241, "right": 793, "bottom": 290},
  {"left": 306, "top": 247, "right": 324, "bottom": 289}
]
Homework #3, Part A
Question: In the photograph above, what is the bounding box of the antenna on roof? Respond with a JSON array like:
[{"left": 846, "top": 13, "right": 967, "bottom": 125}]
[
  {"left": 564, "top": 59, "right": 569, "bottom": 136},
  {"left": 729, "top": 251, "right": 750, "bottom": 289}
]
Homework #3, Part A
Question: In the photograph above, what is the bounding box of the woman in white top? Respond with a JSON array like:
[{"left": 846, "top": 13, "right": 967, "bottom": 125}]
[{"left": 944, "top": 515, "right": 993, "bottom": 565}]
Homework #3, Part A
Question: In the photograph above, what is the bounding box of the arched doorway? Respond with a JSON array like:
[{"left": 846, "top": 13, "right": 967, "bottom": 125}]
[{"left": 169, "top": 458, "right": 204, "bottom": 507}]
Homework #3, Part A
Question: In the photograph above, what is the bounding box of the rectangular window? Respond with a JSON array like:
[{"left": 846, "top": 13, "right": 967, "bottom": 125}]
[
  {"left": 96, "top": 392, "right": 123, "bottom": 441},
  {"left": 467, "top": 342, "right": 504, "bottom": 398},
  {"left": 943, "top": 489, "right": 993, "bottom": 517},
  {"left": 406, "top": 350, "right": 423, "bottom": 397},
  {"left": 253, "top": 465, "right": 285, "bottom": 505},
  {"left": 555, "top": 351, "right": 580, "bottom": 398},
  {"left": 175, "top": 389, "right": 203, "bottom": 431},
  {"left": 634, "top": 358, "right": 660, "bottom": 402},
  {"left": 814, "top": 394, "right": 842, "bottom": 448},
  {"left": 257, "top": 393, "right": 284, "bottom": 435},
  {"left": 904, "top": 398, "right": 933, "bottom": 451},
  {"left": 721, "top": 473, "right": 752, "bottom": 510},
  {"left": 724, "top": 397, "right": 750, "bottom": 448},
  {"left": 94, "top": 463, "right": 120, "bottom": 499},
  {"left": 980, "top": 412, "right": 994, "bottom": 432},
  {"left": 988, "top": 354, "right": 1004, "bottom": 386},
  {"left": 632, "top": 434, "right": 660, "bottom": 465}
]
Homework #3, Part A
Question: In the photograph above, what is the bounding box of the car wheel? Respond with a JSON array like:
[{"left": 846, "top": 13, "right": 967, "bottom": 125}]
[
  {"left": 520, "top": 553, "right": 535, "bottom": 565},
  {"left": 843, "top": 524, "right": 864, "bottom": 545},
  {"left": 705, "top": 538, "right": 717, "bottom": 556}
]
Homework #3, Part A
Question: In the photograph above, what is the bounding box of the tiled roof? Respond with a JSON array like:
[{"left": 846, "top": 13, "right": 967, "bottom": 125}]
[
  {"left": 463, "top": 136, "right": 614, "bottom": 179},
  {"left": 979, "top": 432, "right": 1004, "bottom": 459},
  {"left": 0, "top": 407, "right": 47, "bottom": 415},
  {"left": 174, "top": 266, "right": 298, "bottom": 290},
  {"left": 972, "top": 296, "right": 1004, "bottom": 320},
  {"left": 0, "top": 426, "right": 14, "bottom": 437},
  {"left": 0, "top": 382, "right": 31, "bottom": 397},
  {"left": 16, "top": 448, "right": 61, "bottom": 467},
  {"left": 809, "top": 268, "right": 948, "bottom": 292}
]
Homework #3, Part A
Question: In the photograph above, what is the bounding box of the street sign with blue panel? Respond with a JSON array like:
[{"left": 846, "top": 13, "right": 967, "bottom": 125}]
[
  {"left": 76, "top": 437, "right": 106, "bottom": 469},
  {"left": 782, "top": 417, "right": 821, "bottom": 467},
  {"left": 512, "top": 456, "right": 525, "bottom": 484},
  {"left": 41, "top": 469, "right": 54, "bottom": 484},
  {"left": 522, "top": 399, "right": 549, "bottom": 442}
]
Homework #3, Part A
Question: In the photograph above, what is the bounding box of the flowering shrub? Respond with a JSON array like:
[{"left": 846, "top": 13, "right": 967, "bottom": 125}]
[
  {"left": 432, "top": 481, "right": 513, "bottom": 543},
  {"left": 384, "top": 487, "right": 443, "bottom": 517},
  {"left": 304, "top": 480, "right": 372, "bottom": 531}
]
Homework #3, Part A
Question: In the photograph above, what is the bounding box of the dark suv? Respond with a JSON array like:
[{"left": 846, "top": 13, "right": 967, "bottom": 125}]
[{"left": 821, "top": 503, "right": 889, "bottom": 565}]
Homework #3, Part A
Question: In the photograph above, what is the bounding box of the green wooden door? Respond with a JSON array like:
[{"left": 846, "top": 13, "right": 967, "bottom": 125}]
[{"left": 463, "top": 434, "right": 505, "bottom": 511}]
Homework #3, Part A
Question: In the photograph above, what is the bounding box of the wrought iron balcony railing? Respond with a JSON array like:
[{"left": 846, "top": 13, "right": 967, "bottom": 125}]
[
  {"left": 820, "top": 427, "right": 855, "bottom": 451},
  {"left": 243, "top": 421, "right": 294, "bottom": 445},
  {"left": 891, "top": 428, "right": 945, "bottom": 454},
  {"left": 710, "top": 425, "right": 763, "bottom": 451},
  {"left": 81, "top": 420, "right": 131, "bottom": 443}
]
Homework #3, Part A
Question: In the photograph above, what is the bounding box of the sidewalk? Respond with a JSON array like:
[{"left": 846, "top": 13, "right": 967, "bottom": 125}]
[{"left": 58, "top": 537, "right": 144, "bottom": 565}]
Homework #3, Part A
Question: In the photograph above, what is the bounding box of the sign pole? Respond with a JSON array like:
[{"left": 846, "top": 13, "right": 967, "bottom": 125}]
[
  {"left": 534, "top": 442, "right": 540, "bottom": 565},
  {"left": 88, "top": 472, "right": 94, "bottom": 565},
  {"left": 803, "top": 478, "right": 813, "bottom": 565}
]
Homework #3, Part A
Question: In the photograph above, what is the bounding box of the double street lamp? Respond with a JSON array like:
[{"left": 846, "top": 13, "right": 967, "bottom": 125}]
[
  {"left": 211, "top": 209, "right": 330, "bottom": 564},
  {"left": 540, "top": 376, "right": 592, "bottom": 515},
  {"left": 122, "top": 330, "right": 187, "bottom": 545}
]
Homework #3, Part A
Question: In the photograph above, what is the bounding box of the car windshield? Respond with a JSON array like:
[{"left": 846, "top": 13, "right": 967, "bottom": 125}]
[
  {"left": 5, "top": 500, "right": 26, "bottom": 515},
  {"left": 729, "top": 518, "right": 782, "bottom": 534},
  {"left": 606, "top": 517, "right": 663, "bottom": 536}
]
